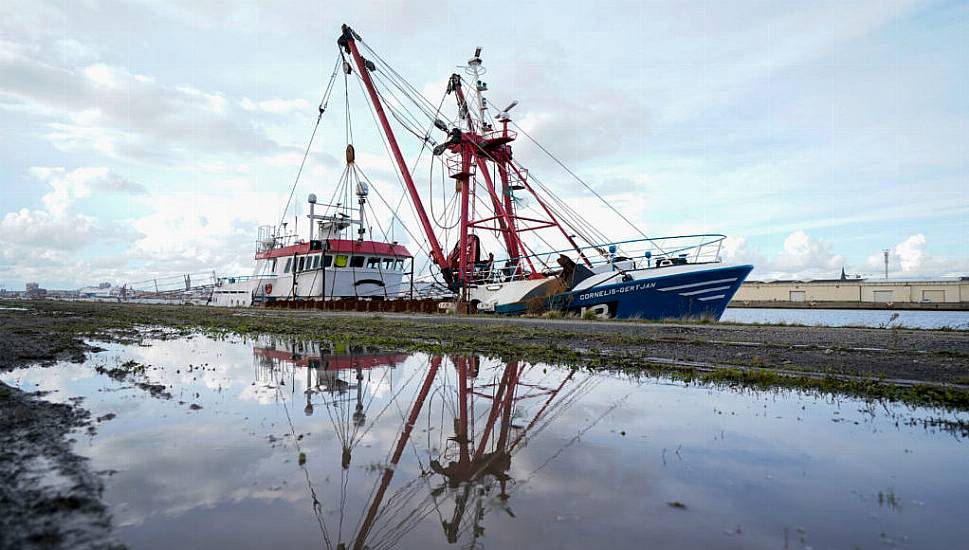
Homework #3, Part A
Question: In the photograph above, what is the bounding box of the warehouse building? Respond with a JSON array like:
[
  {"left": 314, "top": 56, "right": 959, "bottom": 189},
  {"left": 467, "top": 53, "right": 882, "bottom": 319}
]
[{"left": 732, "top": 274, "right": 969, "bottom": 309}]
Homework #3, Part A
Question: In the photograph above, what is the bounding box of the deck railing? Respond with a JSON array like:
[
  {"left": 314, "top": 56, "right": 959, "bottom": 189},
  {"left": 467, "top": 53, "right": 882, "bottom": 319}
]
[{"left": 468, "top": 234, "right": 726, "bottom": 285}]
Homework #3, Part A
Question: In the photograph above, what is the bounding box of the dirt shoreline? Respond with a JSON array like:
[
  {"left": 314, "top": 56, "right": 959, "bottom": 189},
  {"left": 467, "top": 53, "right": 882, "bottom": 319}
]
[
  {"left": 1, "top": 299, "right": 967, "bottom": 548},
  {"left": 3, "top": 299, "right": 968, "bottom": 386},
  {"left": 0, "top": 384, "right": 121, "bottom": 550}
]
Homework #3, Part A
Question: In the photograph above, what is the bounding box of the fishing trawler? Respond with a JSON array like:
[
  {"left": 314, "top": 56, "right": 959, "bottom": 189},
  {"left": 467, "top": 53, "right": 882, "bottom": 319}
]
[
  {"left": 211, "top": 170, "right": 413, "bottom": 307},
  {"left": 216, "top": 24, "right": 752, "bottom": 319}
]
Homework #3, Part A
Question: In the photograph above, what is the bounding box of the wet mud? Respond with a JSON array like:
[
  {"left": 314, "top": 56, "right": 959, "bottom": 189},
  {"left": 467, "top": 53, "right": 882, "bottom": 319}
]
[
  {"left": 0, "top": 383, "right": 121, "bottom": 549},
  {"left": 0, "top": 304, "right": 120, "bottom": 549},
  {"left": 3, "top": 300, "right": 968, "bottom": 385}
]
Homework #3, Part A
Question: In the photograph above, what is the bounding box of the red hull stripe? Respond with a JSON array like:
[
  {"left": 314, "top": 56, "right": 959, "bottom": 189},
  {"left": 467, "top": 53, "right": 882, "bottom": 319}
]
[
  {"left": 255, "top": 239, "right": 412, "bottom": 260},
  {"left": 253, "top": 348, "right": 409, "bottom": 370}
]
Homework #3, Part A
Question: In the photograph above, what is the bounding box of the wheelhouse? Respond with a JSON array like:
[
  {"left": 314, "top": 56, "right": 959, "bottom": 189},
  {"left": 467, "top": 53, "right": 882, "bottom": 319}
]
[{"left": 255, "top": 238, "right": 412, "bottom": 277}]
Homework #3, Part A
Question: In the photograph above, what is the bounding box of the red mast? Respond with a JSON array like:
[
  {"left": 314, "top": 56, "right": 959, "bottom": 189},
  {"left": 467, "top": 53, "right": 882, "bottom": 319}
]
[{"left": 339, "top": 24, "right": 592, "bottom": 291}]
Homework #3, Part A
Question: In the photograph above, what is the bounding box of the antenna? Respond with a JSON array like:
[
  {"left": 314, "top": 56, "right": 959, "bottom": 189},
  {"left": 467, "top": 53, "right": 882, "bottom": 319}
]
[
  {"left": 465, "top": 47, "right": 488, "bottom": 128},
  {"left": 497, "top": 100, "right": 519, "bottom": 121},
  {"left": 308, "top": 194, "right": 317, "bottom": 242},
  {"left": 883, "top": 249, "right": 890, "bottom": 279}
]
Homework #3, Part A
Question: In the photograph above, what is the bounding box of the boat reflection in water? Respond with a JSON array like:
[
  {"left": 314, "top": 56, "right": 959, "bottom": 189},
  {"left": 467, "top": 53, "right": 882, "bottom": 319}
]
[{"left": 251, "top": 338, "right": 599, "bottom": 549}]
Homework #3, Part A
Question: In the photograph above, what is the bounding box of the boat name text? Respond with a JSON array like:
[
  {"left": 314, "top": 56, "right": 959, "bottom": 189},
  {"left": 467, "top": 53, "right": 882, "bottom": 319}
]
[{"left": 578, "top": 282, "right": 656, "bottom": 301}]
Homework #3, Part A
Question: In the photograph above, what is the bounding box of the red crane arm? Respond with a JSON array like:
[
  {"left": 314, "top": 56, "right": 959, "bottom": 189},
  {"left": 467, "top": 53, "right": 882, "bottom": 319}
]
[{"left": 339, "top": 25, "right": 450, "bottom": 277}]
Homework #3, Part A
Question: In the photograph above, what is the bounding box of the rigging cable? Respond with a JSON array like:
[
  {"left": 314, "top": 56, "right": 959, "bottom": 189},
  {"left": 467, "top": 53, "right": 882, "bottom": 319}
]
[
  {"left": 276, "top": 53, "right": 342, "bottom": 233},
  {"left": 505, "top": 116, "right": 658, "bottom": 245},
  {"left": 348, "top": 72, "right": 455, "bottom": 288}
]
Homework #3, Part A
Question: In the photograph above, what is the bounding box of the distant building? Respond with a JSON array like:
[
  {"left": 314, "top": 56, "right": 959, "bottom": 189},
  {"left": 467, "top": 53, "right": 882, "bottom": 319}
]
[
  {"left": 77, "top": 284, "right": 117, "bottom": 300},
  {"left": 25, "top": 282, "right": 47, "bottom": 299},
  {"left": 733, "top": 276, "right": 969, "bottom": 308}
]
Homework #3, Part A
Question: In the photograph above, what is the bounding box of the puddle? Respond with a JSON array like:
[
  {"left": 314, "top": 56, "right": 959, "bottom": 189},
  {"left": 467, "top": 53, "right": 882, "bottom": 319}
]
[{"left": 3, "top": 334, "right": 968, "bottom": 549}]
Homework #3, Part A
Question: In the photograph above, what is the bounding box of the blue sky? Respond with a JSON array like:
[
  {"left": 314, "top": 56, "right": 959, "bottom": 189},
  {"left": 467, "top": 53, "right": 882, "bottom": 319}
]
[{"left": 1, "top": 0, "right": 967, "bottom": 289}]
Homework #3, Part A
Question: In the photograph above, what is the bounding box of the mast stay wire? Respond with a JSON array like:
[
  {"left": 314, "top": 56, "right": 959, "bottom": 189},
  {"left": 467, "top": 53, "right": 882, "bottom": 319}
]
[
  {"left": 364, "top": 71, "right": 576, "bottom": 274},
  {"left": 250, "top": 53, "right": 341, "bottom": 286},
  {"left": 371, "top": 72, "right": 437, "bottom": 144},
  {"left": 459, "top": 99, "right": 658, "bottom": 255},
  {"left": 270, "top": 364, "right": 335, "bottom": 549},
  {"left": 356, "top": 37, "right": 455, "bottom": 126},
  {"left": 428, "top": 158, "right": 460, "bottom": 231},
  {"left": 350, "top": 75, "right": 432, "bottom": 250},
  {"left": 352, "top": 45, "right": 545, "bottom": 262},
  {"left": 464, "top": 130, "right": 603, "bottom": 261},
  {"left": 365, "top": 37, "right": 609, "bottom": 252},
  {"left": 352, "top": 35, "right": 660, "bottom": 273},
  {"left": 348, "top": 69, "right": 461, "bottom": 288},
  {"left": 522, "top": 166, "right": 613, "bottom": 247},
  {"left": 276, "top": 53, "right": 342, "bottom": 235},
  {"left": 348, "top": 357, "right": 437, "bottom": 546},
  {"left": 500, "top": 110, "right": 665, "bottom": 249},
  {"left": 432, "top": 92, "right": 608, "bottom": 258}
]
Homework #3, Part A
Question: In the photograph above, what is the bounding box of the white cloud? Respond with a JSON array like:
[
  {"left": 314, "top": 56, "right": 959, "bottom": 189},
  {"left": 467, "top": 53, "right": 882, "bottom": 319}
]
[
  {"left": 0, "top": 208, "right": 99, "bottom": 252},
  {"left": 733, "top": 231, "right": 849, "bottom": 280},
  {"left": 44, "top": 122, "right": 120, "bottom": 157},
  {"left": 721, "top": 236, "right": 765, "bottom": 268},
  {"left": 0, "top": 167, "right": 146, "bottom": 288},
  {"left": 68, "top": 108, "right": 102, "bottom": 125},
  {"left": 81, "top": 63, "right": 125, "bottom": 89},
  {"left": 894, "top": 234, "right": 927, "bottom": 272},
  {"left": 175, "top": 85, "right": 228, "bottom": 113},
  {"left": 866, "top": 234, "right": 969, "bottom": 277},
  {"left": 771, "top": 231, "right": 844, "bottom": 274},
  {"left": 28, "top": 166, "right": 146, "bottom": 216},
  {"left": 239, "top": 97, "right": 312, "bottom": 114},
  {"left": 125, "top": 186, "right": 291, "bottom": 279},
  {"left": 0, "top": 47, "right": 279, "bottom": 163}
]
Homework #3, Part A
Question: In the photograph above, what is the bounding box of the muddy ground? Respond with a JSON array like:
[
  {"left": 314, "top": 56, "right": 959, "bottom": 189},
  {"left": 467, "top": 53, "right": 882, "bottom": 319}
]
[
  {"left": 3, "top": 300, "right": 968, "bottom": 384},
  {"left": 0, "top": 384, "right": 121, "bottom": 550},
  {"left": 1, "top": 299, "right": 968, "bottom": 548}
]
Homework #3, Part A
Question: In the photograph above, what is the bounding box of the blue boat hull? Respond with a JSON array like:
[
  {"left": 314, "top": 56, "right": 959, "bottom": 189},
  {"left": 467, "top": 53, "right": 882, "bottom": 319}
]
[{"left": 553, "top": 264, "right": 753, "bottom": 320}]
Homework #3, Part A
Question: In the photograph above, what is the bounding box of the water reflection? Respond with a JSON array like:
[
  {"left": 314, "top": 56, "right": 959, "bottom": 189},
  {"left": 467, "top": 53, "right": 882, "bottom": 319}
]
[
  {"left": 251, "top": 337, "right": 596, "bottom": 550},
  {"left": 3, "top": 334, "right": 969, "bottom": 549}
]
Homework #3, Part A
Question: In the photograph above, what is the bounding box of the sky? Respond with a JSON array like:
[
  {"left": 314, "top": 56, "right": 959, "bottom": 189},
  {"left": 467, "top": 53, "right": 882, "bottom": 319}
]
[{"left": 1, "top": 0, "right": 967, "bottom": 290}]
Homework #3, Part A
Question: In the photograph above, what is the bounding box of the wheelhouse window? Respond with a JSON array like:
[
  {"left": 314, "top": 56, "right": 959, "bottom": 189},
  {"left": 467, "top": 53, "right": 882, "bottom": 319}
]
[
  {"left": 322, "top": 255, "right": 332, "bottom": 268},
  {"left": 298, "top": 257, "right": 305, "bottom": 272},
  {"left": 350, "top": 255, "right": 365, "bottom": 268},
  {"left": 312, "top": 255, "right": 320, "bottom": 269},
  {"left": 383, "top": 258, "right": 394, "bottom": 270},
  {"left": 334, "top": 255, "right": 348, "bottom": 268},
  {"left": 395, "top": 259, "right": 405, "bottom": 271},
  {"left": 366, "top": 257, "right": 381, "bottom": 269},
  {"left": 284, "top": 258, "right": 292, "bottom": 273}
]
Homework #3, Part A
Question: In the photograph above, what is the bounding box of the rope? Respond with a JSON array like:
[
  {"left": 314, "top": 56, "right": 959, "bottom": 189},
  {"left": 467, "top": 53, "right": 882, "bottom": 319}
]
[{"left": 275, "top": 53, "right": 341, "bottom": 232}]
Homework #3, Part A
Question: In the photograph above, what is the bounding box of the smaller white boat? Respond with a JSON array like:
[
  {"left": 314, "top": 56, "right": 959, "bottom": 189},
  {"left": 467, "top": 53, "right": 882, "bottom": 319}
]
[{"left": 211, "top": 183, "right": 412, "bottom": 307}]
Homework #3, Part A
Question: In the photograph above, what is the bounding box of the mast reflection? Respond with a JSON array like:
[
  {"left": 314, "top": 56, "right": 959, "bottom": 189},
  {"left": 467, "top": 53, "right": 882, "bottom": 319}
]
[{"left": 252, "top": 338, "right": 595, "bottom": 549}]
